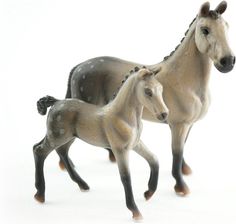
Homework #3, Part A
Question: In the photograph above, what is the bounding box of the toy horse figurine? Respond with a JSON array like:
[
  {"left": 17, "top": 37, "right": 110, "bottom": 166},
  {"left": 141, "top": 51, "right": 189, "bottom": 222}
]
[
  {"left": 33, "top": 69, "right": 169, "bottom": 220},
  {"left": 61, "top": 1, "right": 235, "bottom": 195}
]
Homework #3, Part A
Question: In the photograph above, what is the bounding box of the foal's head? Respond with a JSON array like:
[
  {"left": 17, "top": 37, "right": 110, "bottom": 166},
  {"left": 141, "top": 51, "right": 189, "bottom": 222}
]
[
  {"left": 195, "top": 1, "right": 235, "bottom": 73},
  {"left": 136, "top": 69, "right": 169, "bottom": 121}
]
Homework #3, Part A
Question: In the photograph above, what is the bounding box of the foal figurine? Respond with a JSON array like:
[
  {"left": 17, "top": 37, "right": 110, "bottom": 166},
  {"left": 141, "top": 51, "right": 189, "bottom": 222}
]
[{"left": 33, "top": 68, "right": 169, "bottom": 220}]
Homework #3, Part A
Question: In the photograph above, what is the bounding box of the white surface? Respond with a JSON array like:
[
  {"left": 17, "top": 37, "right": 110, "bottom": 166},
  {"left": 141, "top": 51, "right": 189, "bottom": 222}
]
[{"left": 1, "top": 0, "right": 236, "bottom": 223}]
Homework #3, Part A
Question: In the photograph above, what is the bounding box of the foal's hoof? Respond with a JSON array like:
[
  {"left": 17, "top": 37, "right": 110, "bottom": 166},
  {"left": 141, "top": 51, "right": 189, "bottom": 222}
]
[
  {"left": 174, "top": 183, "right": 190, "bottom": 196},
  {"left": 144, "top": 190, "right": 154, "bottom": 201},
  {"left": 182, "top": 164, "right": 192, "bottom": 175},
  {"left": 132, "top": 211, "right": 143, "bottom": 221},
  {"left": 59, "top": 160, "right": 66, "bottom": 171},
  {"left": 34, "top": 193, "right": 45, "bottom": 203}
]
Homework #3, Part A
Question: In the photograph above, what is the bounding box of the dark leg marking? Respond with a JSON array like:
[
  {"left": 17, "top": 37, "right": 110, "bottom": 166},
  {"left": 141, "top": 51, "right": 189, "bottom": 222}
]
[
  {"left": 33, "top": 137, "right": 53, "bottom": 203},
  {"left": 56, "top": 141, "right": 89, "bottom": 191},
  {"left": 172, "top": 151, "right": 190, "bottom": 195},
  {"left": 57, "top": 140, "right": 76, "bottom": 170},
  {"left": 133, "top": 141, "right": 159, "bottom": 200},
  {"left": 114, "top": 150, "right": 142, "bottom": 220}
]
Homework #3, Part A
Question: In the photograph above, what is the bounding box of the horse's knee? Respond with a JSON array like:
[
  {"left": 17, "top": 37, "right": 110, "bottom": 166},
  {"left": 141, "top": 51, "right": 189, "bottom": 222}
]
[{"left": 33, "top": 140, "right": 50, "bottom": 159}]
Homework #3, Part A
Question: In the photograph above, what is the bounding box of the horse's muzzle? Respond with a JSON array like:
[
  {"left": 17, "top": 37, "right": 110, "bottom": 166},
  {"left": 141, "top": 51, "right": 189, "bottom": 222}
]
[{"left": 215, "top": 55, "right": 235, "bottom": 73}]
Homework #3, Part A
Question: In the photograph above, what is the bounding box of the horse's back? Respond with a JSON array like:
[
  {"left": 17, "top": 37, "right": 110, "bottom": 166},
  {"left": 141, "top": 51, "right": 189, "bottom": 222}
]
[{"left": 68, "top": 56, "right": 141, "bottom": 105}]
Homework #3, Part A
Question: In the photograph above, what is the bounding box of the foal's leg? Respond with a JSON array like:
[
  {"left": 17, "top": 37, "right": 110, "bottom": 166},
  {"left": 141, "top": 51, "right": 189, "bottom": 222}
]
[
  {"left": 133, "top": 141, "right": 159, "bottom": 200},
  {"left": 171, "top": 123, "right": 192, "bottom": 195},
  {"left": 56, "top": 140, "right": 89, "bottom": 191},
  {"left": 113, "top": 150, "right": 142, "bottom": 220},
  {"left": 33, "top": 137, "right": 55, "bottom": 203}
]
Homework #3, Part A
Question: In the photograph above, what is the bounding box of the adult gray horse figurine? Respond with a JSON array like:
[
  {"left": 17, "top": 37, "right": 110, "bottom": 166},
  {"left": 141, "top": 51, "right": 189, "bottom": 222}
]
[
  {"left": 60, "top": 1, "right": 235, "bottom": 195},
  {"left": 33, "top": 69, "right": 169, "bottom": 220}
]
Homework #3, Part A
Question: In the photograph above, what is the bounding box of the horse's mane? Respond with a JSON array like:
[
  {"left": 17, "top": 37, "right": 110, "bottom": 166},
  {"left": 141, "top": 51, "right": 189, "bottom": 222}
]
[{"left": 162, "top": 16, "right": 197, "bottom": 61}]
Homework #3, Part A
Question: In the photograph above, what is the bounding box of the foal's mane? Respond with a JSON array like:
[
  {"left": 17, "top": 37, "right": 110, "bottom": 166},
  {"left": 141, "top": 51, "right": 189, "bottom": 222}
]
[{"left": 112, "top": 66, "right": 146, "bottom": 100}]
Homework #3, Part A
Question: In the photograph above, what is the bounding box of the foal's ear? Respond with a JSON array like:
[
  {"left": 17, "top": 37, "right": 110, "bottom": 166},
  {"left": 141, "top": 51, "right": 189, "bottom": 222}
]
[
  {"left": 215, "top": 1, "right": 227, "bottom": 15},
  {"left": 199, "top": 2, "right": 210, "bottom": 17},
  {"left": 138, "top": 69, "right": 153, "bottom": 80}
]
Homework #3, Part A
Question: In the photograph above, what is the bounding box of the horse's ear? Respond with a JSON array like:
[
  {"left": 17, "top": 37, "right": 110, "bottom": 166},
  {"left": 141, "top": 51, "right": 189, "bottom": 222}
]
[
  {"left": 138, "top": 69, "right": 153, "bottom": 80},
  {"left": 215, "top": 1, "right": 227, "bottom": 15},
  {"left": 199, "top": 2, "right": 210, "bottom": 17}
]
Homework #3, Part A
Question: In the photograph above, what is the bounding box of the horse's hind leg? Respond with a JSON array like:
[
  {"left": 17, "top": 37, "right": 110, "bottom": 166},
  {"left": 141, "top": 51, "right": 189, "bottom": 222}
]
[
  {"left": 57, "top": 139, "right": 75, "bottom": 170},
  {"left": 33, "top": 137, "right": 54, "bottom": 203},
  {"left": 56, "top": 140, "right": 89, "bottom": 191}
]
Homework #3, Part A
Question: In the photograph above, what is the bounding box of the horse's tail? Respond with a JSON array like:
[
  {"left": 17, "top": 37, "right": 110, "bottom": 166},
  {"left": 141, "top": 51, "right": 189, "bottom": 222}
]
[
  {"left": 65, "top": 63, "right": 80, "bottom": 98},
  {"left": 37, "top": 95, "right": 58, "bottom": 115}
]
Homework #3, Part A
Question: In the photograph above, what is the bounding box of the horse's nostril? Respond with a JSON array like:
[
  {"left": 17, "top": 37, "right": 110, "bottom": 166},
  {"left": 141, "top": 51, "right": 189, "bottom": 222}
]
[
  {"left": 220, "top": 57, "right": 227, "bottom": 66},
  {"left": 233, "top": 56, "right": 236, "bottom": 65},
  {"left": 220, "top": 56, "right": 235, "bottom": 67}
]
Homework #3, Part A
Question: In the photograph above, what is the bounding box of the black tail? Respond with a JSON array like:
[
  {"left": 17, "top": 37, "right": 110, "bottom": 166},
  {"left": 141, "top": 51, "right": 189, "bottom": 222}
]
[
  {"left": 65, "top": 63, "right": 80, "bottom": 98},
  {"left": 37, "top": 96, "right": 58, "bottom": 115}
]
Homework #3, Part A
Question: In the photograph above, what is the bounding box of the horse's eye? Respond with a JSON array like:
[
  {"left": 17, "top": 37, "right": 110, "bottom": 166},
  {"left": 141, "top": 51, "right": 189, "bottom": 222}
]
[
  {"left": 201, "top": 27, "right": 210, "bottom": 35},
  {"left": 144, "top": 88, "right": 153, "bottom": 97}
]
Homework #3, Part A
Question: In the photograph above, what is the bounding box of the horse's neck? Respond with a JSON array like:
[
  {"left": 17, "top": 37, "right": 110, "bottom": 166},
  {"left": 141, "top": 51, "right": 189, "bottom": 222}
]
[
  {"left": 156, "top": 19, "right": 212, "bottom": 91},
  {"left": 108, "top": 77, "right": 143, "bottom": 124}
]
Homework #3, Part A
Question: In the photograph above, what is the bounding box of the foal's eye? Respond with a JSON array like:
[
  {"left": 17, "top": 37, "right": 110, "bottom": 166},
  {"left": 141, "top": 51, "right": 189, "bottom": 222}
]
[
  {"left": 201, "top": 27, "right": 210, "bottom": 35},
  {"left": 144, "top": 88, "right": 153, "bottom": 97}
]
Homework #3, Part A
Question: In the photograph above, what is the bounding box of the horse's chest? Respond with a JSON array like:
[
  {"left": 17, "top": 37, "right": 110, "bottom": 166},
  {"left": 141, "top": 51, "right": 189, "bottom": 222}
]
[{"left": 167, "top": 88, "right": 210, "bottom": 123}]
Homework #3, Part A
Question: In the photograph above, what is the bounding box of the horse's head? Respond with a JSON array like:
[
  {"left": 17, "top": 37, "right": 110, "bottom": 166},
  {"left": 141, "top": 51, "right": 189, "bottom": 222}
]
[
  {"left": 136, "top": 69, "right": 169, "bottom": 122},
  {"left": 195, "top": 1, "right": 235, "bottom": 73}
]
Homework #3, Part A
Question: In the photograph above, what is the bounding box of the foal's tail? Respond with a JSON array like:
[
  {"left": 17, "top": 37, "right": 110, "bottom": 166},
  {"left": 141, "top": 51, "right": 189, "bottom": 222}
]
[{"left": 37, "top": 95, "right": 58, "bottom": 115}]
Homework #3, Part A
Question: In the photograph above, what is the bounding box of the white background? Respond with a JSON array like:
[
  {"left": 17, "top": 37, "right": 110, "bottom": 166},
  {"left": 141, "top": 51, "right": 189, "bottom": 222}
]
[{"left": 1, "top": 0, "right": 236, "bottom": 223}]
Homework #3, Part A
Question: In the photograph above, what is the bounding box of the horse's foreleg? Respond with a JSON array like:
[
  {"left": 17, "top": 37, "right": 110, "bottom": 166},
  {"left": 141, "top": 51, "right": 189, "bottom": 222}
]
[
  {"left": 182, "top": 125, "right": 193, "bottom": 175},
  {"left": 56, "top": 140, "right": 89, "bottom": 191},
  {"left": 113, "top": 149, "right": 142, "bottom": 221},
  {"left": 133, "top": 141, "right": 159, "bottom": 200},
  {"left": 171, "top": 123, "right": 192, "bottom": 196},
  {"left": 33, "top": 137, "right": 54, "bottom": 203}
]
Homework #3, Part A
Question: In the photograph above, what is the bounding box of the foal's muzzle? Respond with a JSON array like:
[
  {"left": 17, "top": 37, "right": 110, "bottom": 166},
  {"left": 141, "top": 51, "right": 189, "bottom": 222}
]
[{"left": 215, "top": 55, "right": 235, "bottom": 73}]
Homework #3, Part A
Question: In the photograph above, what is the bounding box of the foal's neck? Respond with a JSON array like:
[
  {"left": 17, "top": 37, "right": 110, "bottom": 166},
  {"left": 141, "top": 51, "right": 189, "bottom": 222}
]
[{"left": 108, "top": 76, "right": 143, "bottom": 123}]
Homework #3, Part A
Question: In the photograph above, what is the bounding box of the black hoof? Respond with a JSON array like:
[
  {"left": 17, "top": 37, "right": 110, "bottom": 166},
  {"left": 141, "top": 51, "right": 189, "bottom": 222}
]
[
  {"left": 174, "top": 183, "right": 190, "bottom": 196},
  {"left": 144, "top": 190, "right": 154, "bottom": 200},
  {"left": 34, "top": 192, "right": 45, "bottom": 203}
]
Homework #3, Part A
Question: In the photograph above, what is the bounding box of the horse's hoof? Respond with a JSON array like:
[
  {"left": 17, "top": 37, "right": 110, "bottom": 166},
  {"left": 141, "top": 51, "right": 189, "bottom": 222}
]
[
  {"left": 109, "top": 152, "right": 116, "bottom": 163},
  {"left": 34, "top": 193, "right": 45, "bottom": 203},
  {"left": 59, "top": 160, "right": 66, "bottom": 171},
  {"left": 132, "top": 211, "right": 143, "bottom": 222},
  {"left": 144, "top": 190, "right": 154, "bottom": 201},
  {"left": 182, "top": 164, "right": 192, "bottom": 175},
  {"left": 174, "top": 183, "right": 190, "bottom": 196},
  {"left": 79, "top": 183, "right": 90, "bottom": 192}
]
